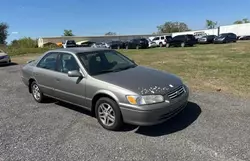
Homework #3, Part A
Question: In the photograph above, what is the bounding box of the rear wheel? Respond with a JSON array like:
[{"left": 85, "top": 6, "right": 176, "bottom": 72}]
[
  {"left": 31, "top": 81, "right": 45, "bottom": 103},
  {"left": 95, "top": 97, "right": 123, "bottom": 131}
]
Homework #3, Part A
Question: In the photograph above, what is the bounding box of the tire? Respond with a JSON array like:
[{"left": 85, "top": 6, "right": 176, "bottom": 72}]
[
  {"left": 181, "top": 42, "right": 185, "bottom": 47},
  {"left": 166, "top": 43, "right": 170, "bottom": 48},
  {"left": 95, "top": 97, "right": 123, "bottom": 131},
  {"left": 159, "top": 42, "right": 163, "bottom": 47},
  {"left": 31, "top": 81, "right": 45, "bottom": 103}
]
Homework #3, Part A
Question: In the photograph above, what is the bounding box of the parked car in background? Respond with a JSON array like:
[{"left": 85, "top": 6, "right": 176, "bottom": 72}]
[
  {"left": 77, "top": 41, "right": 96, "bottom": 47},
  {"left": 166, "top": 34, "right": 197, "bottom": 48},
  {"left": 0, "top": 49, "right": 11, "bottom": 65},
  {"left": 194, "top": 31, "right": 207, "bottom": 40},
  {"left": 91, "top": 42, "right": 110, "bottom": 48},
  {"left": 238, "top": 35, "right": 250, "bottom": 40},
  {"left": 21, "top": 48, "right": 189, "bottom": 131},
  {"left": 107, "top": 41, "right": 126, "bottom": 49},
  {"left": 198, "top": 35, "right": 217, "bottom": 44},
  {"left": 147, "top": 39, "right": 158, "bottom": 48},
  {"left": 152, "top": 35, "right": 172, "bottom": 47},
  {"left": 125, "top": 38, "right": 149, "bottom": 49},
  {"left": 214, "top": 33, "right": 237, "bottom": 44},
  {"left": 62, "top": 40, "right": 77, "bottom": 48}
]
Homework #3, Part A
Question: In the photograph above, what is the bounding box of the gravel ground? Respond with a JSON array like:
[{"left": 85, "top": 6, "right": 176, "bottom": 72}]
[{"left": 0, "top": 64, "right": 249, "bottom": 161}]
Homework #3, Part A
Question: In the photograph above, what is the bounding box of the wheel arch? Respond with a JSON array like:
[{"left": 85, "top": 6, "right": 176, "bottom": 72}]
[
  {"left": 91, "top": 91, "right": 120, "bottom": 116},
  {"left": 28, "top": 77, "right": 38, "bottom": 93}
]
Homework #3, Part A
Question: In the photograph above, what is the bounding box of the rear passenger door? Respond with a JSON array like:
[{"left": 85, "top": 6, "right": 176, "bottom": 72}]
[{"left": 34, "top": 52, "right": 60, "bottom": 96}]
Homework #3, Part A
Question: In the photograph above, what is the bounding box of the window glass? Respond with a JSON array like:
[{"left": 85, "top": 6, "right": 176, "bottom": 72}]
[
  {"left": 59, "top": 53, "right": 80, "bottom": 74},
  {"left": 173, "top": 35, "right": 183, "bottom": 40},
  {"left": 161, "top": 36, "right": 164, "bottom": 40},
  {"left": 153, "top": 37, "right": 159, "bottom": 41},
  {"left": 77, "top": 50, "right": 136, "bottom": 76},
  {"left": 37, "top": 52, "right": 58, "bottom": 71}
]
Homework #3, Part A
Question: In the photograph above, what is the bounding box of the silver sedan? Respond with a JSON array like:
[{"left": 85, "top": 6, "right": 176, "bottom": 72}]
[{"left": 21, "top": 47, "right": 189, "bottom": 131}]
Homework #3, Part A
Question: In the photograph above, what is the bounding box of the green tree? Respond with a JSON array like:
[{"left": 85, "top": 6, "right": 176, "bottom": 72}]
[
  {"left": 234, "top": 18, "right": 250, "bottom": 24},
  {"left": 205, "top": 20, "right": 217, "bottom": 29},
  {"left": 157, "top": 21, "right": 190, "bottom": 33},
  {"left": 63, "top": 29, "right": 74, "bottom": 36},
  {"left": 105, "top": 32, "right": 117, "bottom": 35},
  {"left": 0, "top": 22, "right": 9, "bottom": 45}
]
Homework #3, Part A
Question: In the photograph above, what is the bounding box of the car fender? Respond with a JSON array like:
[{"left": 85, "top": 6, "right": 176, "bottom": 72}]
[{"left": 93, "top": 89, "right": 120, "bottom": 103}]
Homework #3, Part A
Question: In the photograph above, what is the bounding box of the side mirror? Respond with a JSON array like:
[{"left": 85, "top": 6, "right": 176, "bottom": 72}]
[{"left": 68, "top": 70, "right": 83, "bottom": 78}]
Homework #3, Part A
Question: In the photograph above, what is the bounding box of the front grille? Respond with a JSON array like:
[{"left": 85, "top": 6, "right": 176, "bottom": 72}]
[{"left": 167, "top": 86, "right": 185, "bottom": 99}]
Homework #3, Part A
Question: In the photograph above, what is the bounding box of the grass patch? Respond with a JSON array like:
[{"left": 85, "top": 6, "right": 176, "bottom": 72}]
[{"left": 10, "top": 42, "right": 250, "bottom": 97}]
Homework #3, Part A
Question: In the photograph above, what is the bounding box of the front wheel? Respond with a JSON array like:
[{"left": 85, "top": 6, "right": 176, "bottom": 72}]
[{"left": 95, "top": 97, "right": 123, "bottom": 131}]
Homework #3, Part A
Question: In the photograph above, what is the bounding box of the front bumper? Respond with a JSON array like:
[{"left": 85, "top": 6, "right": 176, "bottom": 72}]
[
  {"left": 120, "top": 86, "right": 189, "bottom": 126},
  {"left": 198, "top": 41, "right": 208, "bottom": 44}
]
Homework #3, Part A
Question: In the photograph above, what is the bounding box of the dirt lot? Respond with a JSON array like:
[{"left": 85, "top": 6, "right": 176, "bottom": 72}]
[
  {"left": 11, "top": 41, "right": 250, "bottom": 98},
  {"left": 0, "top": 62, "right": 249, "bottom": 160}
]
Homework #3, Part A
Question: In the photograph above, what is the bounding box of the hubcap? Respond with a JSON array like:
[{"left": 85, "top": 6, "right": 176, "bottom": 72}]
[
  {"left": 32, "top": 84, "right": 41, "bottom": 100},
  {"left": 98, "top": 103, "right": 115, "bottom": 126}
]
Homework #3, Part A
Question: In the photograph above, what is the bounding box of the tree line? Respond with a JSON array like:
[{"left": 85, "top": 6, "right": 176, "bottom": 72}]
[{"left": 1, "top": 18, "right": 249, "bottom": 45}]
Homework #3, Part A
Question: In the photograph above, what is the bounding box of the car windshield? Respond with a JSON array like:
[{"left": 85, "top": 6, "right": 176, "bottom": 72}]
[{"left": 77, "top": 50, "right": 137, "bottom": 76}]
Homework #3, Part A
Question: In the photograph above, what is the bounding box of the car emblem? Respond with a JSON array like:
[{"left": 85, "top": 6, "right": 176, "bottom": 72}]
[{"left": 169, "top": 84, "right": 174, "bottom": 88}]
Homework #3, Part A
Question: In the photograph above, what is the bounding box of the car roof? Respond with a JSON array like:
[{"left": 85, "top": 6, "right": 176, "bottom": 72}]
[{"left": 48, "top": 47, "right": 111, "bottom": 54}]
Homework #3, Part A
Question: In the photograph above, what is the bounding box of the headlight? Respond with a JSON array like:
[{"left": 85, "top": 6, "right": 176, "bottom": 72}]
[{"left": 126, "top": 95, "right": 165, "bottom": 105}]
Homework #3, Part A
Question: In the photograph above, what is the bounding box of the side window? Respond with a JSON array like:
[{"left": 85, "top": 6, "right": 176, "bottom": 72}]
[
  {"left": 153, "top": 37, "right": 160, "bottom": 41},
  {"left": 37, "top": 52, "right": 58, "bottom": 71},
  {"left": 161, "top": 36, "right": 164, "bottom": 40},
  {"left": 59, "top": 53, "right": 80, "bottom": 74}
]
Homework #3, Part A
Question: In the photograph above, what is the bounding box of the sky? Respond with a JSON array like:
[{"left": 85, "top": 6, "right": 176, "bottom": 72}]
[{"left": 1, "top": 0, "right": 250, "bottom": 42}]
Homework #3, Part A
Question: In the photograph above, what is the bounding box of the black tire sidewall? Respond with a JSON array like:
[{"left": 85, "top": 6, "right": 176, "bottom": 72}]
[
  {"left": 95, "top": 97, "right": 123, "bottom": 131},
  {"left": 31, "top": 81, "right": 44, "bottom": 103}
]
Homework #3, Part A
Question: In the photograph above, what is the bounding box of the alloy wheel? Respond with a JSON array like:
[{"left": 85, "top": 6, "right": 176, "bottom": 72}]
[
  {"left": 32, "top": 84, "right": 41, "bottom": 101},
  {"left": 98, "top": 103, "right": 115, "bottom": 127}
]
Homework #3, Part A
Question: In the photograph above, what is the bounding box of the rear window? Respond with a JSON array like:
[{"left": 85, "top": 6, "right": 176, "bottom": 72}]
[
  {"left": 187, "top": 35, "right": 196, "bottom": 39},
  {"left": 67, "top": 40, "right": 76, "bottom": 45},
  {"left": 173, "top": 35, "right": 184, "bottom": 40}
]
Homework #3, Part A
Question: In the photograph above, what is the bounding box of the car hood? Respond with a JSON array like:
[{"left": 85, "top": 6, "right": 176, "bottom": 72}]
[
  {"left": 0, "top": 53, "right": 7, "bottom": 56},
  {"left": 93, "top": 66, "right": 183, "bottom": 95}
]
